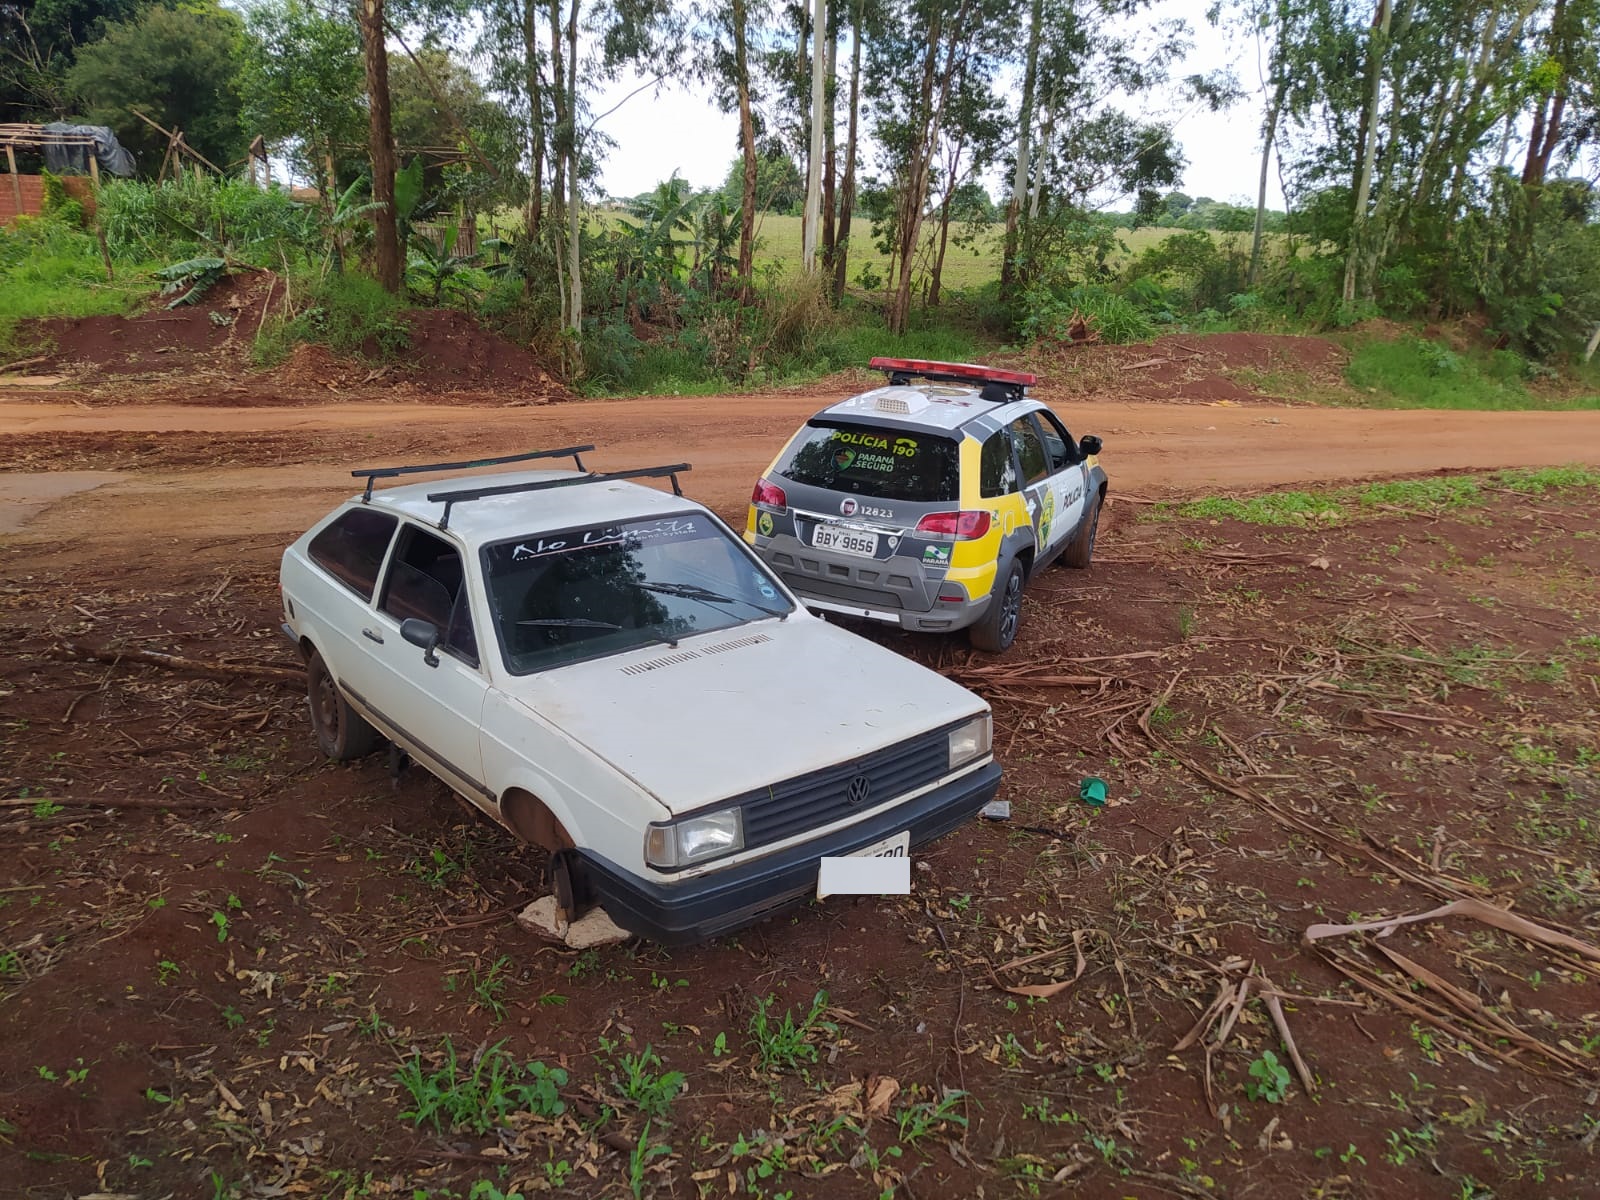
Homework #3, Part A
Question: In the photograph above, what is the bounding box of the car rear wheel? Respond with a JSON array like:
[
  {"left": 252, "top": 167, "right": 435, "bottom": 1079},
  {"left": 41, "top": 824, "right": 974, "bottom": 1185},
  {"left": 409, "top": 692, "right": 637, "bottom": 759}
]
[
  {"left": 1061, "top": 492, "right": 1101, "bottom": 569},
  {"left": 306, "top": 648, "right": 382, "bottom": 761},
  {"left": 969, "top": 558, "right": 1024, "bottom": 653}
]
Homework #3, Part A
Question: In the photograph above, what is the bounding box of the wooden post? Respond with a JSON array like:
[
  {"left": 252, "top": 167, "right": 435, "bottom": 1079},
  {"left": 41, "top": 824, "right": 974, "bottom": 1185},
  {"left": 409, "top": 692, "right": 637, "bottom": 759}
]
[
  {"left": 5, "top": 144, "right": 21, "bottom": 216},
  {"left": 87, "top": 151, "right": 99, "bottom": 188}
]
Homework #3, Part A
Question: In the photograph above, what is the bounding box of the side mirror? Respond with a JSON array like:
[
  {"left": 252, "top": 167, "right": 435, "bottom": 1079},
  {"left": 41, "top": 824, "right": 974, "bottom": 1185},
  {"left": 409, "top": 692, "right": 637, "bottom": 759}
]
[
  {"left": 399, "top": 618, "right": 441, "bottom": 668},
  {"left": 1079, "top": 435, "right": 1103, "bottom": 458}
]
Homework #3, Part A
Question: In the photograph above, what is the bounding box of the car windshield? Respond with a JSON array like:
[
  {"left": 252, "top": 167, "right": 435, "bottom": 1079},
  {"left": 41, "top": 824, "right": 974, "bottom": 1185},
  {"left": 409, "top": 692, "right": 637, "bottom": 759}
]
[
  {"left": 778, "top": 421, "right": 959, "bottom": 503},
  {"left": 482, "top": 514, "right": 793, "bottom": 674}
]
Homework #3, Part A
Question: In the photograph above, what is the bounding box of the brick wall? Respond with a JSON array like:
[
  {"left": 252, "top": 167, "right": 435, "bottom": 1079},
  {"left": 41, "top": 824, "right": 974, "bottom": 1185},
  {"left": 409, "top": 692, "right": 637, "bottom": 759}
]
[
  {"left": 0, "top": 174, "right": 99, "bottom": 225},
  {"left": 0, "top": 173, "right": 45, "bottom": 225}
]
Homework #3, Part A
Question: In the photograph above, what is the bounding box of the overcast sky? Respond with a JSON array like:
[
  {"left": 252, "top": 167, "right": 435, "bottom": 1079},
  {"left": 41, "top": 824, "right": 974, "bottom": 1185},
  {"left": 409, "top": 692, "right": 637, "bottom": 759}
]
[{"left": 586, "top": 0, "right": 1283, "bottom": 210}]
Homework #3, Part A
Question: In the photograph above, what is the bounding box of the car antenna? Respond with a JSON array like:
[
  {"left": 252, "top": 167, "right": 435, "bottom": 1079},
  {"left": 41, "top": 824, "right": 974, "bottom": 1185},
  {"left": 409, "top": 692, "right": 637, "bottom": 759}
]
[{"left": 352, "top": 446, "right": 595, "bottom": 503}]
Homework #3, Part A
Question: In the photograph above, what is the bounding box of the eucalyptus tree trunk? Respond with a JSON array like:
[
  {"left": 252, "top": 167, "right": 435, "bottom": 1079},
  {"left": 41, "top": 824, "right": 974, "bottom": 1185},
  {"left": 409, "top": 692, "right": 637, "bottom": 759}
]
[
  {"left": 821, "top": 17, "right": 838, "bottom": 280},
  {"left": 565, "top": 0, "right": 582, "bottom": 333},
  {"left": 999, "top": 0, "right": 1042, "bottom": 301},
  {"left": 888, "top": 11, "right": 947, "bottom": 334},
  {"left": 523, "top": 0, "right": 545, "bottom": 241},
  {"left": 802, "top": 0, "right": 827, "bottom": 272},
  {"left": 734, "top": 0, "right": 758, "bottom": 301},
  {"left": 1249, "top": 75, "right": 1287, "bottom": 286},
  {"left": 831, "top": 0, "right": 862, "bottom": 301},
  {"left": 548, "top": 0, "right": 567, "bottom": 326},
  {"left": 357, "top": 0, "right": 401, "bottom": 292},
  {"left": 1343, "top": 0, "right": 1392, "bottom": 304}
]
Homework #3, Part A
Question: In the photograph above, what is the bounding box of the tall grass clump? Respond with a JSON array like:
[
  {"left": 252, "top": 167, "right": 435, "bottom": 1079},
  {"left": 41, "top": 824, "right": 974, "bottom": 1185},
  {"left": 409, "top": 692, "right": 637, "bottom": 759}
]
[
  {"left": 253, "top": 269, "right": 411, "bottom": 366},
  {"left": 1344, "top": 335, "right": 1600, "bottom": 410},
  {"left": 99, "top": 175, "right": 321, "bottom": 264}
]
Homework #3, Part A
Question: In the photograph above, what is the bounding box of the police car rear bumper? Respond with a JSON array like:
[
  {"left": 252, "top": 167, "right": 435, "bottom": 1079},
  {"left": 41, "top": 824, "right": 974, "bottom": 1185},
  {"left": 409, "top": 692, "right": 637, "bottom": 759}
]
[{"left": 802, "top": 595, "right": 985, "bottom": 633}]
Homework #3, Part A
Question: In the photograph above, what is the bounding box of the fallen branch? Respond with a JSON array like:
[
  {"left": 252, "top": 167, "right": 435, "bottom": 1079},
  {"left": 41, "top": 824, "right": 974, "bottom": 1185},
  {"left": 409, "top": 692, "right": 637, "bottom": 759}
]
[
  {"left": 58, "top": 641, "right": 304, "bottom": 687},
  {"left": 0, "top": 794, "right": 235, "bottom": 810}
]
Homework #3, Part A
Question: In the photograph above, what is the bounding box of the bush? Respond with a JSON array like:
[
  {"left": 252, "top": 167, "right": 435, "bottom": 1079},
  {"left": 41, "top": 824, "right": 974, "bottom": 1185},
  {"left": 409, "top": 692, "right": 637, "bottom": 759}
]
[
  {"left": 1020, "top": 283, "right": 1155, "bottom": 345},
  {"left": 99, "top": 175, "right": 320, "bottom": 263},
  {"left": 1339, "top": 335, "right": 1599, "bottom": 409},
  {"left": 254, "top": 270, "right": 410, "bottom": 365}
]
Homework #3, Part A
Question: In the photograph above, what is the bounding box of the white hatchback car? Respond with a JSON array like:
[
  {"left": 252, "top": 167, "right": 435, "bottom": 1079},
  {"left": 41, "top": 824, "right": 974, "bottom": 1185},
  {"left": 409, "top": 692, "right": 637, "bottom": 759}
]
[{"left": 279, "top": 449, "right": 1001, "bottom": 944}]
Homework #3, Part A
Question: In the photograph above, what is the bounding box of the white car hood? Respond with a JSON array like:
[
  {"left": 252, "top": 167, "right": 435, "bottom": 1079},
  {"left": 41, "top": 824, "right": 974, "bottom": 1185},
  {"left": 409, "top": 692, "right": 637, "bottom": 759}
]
[{"left": 505, "top": 619, "right": 986, "bottom": 815}]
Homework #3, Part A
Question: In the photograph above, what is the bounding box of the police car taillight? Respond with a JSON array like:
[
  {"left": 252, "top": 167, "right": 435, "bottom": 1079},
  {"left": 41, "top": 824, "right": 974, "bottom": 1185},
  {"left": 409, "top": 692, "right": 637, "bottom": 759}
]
[
  {"left": 751, "top": 478, "right": 787, "bottom": 510},
  {"left": 915, "top": 510, "right": 991, "bottom": 540}
]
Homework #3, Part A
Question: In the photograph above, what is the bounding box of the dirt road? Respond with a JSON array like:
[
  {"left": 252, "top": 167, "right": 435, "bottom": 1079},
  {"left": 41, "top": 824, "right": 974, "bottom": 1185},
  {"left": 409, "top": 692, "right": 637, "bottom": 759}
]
[{"left": 4, "top": 394, "right": 1600, "bottom": 544}]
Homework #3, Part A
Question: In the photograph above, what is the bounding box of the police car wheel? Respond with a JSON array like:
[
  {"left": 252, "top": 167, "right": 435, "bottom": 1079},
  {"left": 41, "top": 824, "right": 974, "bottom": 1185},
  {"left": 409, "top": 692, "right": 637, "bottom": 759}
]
[
  {"left": 969, "top": 559, "right": 1024, "bottom": 653},
  {"left": 1061, "top": 493, "right": 1100, "bottom": 569}
]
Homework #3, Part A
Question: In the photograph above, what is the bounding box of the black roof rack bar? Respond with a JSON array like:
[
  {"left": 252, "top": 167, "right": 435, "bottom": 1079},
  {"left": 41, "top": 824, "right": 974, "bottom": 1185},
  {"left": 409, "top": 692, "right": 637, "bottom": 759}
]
[
  {"left": 352, "top": 445, "right": 594, "bottom": 502},
  {"left": 427, "top": 463, "right": 693, "bottom": 530}
]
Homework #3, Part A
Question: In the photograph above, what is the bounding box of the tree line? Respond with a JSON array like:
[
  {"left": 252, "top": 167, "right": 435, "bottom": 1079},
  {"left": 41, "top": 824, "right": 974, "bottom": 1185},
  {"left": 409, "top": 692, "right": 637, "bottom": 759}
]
[{"left": 2, "top": 0, "right": 1597, "bottom": 370}]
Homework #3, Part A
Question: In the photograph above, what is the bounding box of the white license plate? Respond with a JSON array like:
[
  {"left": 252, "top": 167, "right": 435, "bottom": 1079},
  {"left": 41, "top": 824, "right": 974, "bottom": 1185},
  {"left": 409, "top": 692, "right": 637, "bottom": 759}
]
[
  {"left": 817, "top": 830, "right": 911, "bottom": 898},
  {"left": 813, "top": 524, "right": 879, "bottom": 557},
  {"left": 851, "top": 829, "right": 909, "bottom": 858}
]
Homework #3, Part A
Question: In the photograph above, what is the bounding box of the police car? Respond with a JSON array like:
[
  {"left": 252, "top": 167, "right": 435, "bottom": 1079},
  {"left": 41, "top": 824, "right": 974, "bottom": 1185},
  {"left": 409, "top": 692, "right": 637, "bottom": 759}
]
[{"left": 745, "top": 359, "right": 1106, "bottom": 652}]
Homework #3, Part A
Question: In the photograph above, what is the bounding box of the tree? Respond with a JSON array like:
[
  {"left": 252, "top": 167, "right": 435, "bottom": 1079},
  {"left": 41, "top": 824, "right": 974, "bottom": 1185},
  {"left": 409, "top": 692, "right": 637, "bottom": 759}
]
[
  {"left": 354, "top": 0, "right": 402, "bottom": 292},
  {"left": 1, "top": 0, "right": 146, "bottom": 120},
  {"left": 720, "top": 149, "right": 803, "bottom": 213},
  {"left": 866, "top": 0, "right": 1018, "bottom": 333},
  {"left": 239, "top": 0, "right": 364, "bottom": 198},
  {"left": 696, "top": 0, "right": 770, "bottom": 299},
  {"left": 65, "top": 2, "right": 245, "bottom": 170}
]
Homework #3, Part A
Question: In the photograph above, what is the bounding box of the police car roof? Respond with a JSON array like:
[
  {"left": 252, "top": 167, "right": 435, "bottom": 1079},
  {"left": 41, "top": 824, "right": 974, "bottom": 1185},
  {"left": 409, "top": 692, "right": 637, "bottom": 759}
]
[{"left": 817, "top": 384, "right": 1033, "bottom": 434}]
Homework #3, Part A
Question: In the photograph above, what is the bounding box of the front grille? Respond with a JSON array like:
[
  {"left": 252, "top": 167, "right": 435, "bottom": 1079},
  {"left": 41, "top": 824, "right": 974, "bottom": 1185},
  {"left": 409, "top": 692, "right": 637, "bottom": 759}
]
[{"left": 736, "top": 726, "right": 951, "bottom": 850}]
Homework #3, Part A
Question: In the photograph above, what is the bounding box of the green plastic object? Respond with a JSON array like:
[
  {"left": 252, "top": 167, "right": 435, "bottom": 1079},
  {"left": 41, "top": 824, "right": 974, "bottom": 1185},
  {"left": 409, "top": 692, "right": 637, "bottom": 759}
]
[{"left": 1079, "top": 777, "right": 1108, "bottom": 807}]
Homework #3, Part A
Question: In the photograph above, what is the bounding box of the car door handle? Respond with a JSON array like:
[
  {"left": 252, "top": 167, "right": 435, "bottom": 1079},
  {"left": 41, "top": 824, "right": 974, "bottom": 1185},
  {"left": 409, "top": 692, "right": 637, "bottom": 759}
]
[{"left": 362, "top": 628, "right": 384, "bottom": 644}]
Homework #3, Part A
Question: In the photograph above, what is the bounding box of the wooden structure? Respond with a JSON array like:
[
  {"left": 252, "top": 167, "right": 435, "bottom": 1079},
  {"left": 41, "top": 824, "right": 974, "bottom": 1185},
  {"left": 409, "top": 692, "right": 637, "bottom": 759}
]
[{"left": 1, "top": 124, "right": 102, "bottom": 224}]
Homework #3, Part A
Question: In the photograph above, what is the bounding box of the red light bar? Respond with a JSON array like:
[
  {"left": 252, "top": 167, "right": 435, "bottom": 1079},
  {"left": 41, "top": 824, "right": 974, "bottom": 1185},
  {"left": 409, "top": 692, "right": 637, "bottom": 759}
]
[{"left": 869, "top": 357, "right": 1037, "bottom": 388}]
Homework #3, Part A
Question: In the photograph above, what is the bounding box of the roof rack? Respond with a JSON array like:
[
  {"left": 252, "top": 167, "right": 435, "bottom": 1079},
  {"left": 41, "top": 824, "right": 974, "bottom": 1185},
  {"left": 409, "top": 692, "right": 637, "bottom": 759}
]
[
  {"left": 427, "top": 463, "right": 693, "bottom": 530},
  {"left": 352, "top": 446, "right": 594, "bottom": 502},
  {"left": 868, "top": 356, "right": 1037, "bottom": 401}
]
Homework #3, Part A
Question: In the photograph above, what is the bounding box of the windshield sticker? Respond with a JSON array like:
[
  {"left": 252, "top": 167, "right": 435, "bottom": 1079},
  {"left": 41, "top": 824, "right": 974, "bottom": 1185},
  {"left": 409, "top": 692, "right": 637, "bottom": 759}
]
[
  {"left": 831, "top": 430, "right": 919, "bottom": 457},
  {"left": 508, "top": 517, "right": 699, "bottom": 561}
]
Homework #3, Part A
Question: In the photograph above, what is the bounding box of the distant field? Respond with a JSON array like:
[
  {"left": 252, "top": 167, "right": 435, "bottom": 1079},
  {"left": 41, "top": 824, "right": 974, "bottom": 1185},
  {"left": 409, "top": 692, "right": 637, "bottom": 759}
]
[{"left": 565, "top": 209, "right": 1241, "bottom": 294}]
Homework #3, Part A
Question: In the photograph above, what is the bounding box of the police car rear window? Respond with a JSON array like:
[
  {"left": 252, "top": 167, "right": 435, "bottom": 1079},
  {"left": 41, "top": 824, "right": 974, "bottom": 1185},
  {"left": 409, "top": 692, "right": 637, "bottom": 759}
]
[{"left": 778, "top": 423, "right": 959, "bottom": 503}]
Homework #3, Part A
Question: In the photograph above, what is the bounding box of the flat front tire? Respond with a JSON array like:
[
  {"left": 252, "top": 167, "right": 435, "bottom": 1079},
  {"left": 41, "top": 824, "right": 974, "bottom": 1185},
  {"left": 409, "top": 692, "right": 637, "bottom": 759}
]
[
  {"left": 306, "top": 648, "right": 382, "bottom": 761},
  {"left": 969, "top": 558, "right": 1025, "bottom": 653}
]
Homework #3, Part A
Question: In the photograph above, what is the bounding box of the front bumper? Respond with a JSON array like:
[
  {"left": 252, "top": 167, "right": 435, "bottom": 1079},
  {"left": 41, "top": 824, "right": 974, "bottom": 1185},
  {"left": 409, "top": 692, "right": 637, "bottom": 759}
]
[{"left": 578, "top": 760, "right": 1003, "bottom": 944}]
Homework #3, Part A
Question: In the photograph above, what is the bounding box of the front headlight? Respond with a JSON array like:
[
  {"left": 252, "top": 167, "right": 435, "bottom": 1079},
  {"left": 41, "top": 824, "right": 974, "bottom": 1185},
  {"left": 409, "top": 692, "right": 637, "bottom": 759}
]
[
  {"left": 644, "top": 808, "right": 744, "bottom": 870},
  {"left": 948, "top": 714, "right": 992, "bottom": 771}
]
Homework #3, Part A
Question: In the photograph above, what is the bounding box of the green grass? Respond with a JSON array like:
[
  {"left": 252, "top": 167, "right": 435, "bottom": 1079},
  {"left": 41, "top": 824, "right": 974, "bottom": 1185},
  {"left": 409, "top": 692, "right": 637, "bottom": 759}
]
[
  {"left": 1344, "top": 335, "right": 1600, "bottom": 410},
  {"left": 1161, "top": 466, "right": 1600, "bottom": 526},
  {"left": 395, "top": 1037, "right": 566, "bottom": 1134},
  {"left": 0, "top": 217, "right": 161, "bottom": 359},
  {"left": 584, "top": 210, "right": 1201, "bottom": 294},
  {"left": 253, "top": 269, "right": 411, "bottom": 366}
]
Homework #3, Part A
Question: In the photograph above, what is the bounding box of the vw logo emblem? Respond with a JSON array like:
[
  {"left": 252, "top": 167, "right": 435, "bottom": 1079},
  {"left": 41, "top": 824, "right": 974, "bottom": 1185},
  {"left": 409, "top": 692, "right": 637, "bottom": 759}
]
[
  {"left": 839, "top": 498, "right": 858, "bottom": 516},
  {"left": 846, "top": 775, "right": 872, "bottom": 806}
]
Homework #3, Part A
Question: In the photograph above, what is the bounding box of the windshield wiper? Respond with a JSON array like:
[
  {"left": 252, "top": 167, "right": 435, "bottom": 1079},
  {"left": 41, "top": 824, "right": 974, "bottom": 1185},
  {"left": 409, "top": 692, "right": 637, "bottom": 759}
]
[
  {"left": 516, "top": 617, "right": 679, "bottom": 648},
  {"left": 637, "top": 581, "right": 790, "bottom": 620}
]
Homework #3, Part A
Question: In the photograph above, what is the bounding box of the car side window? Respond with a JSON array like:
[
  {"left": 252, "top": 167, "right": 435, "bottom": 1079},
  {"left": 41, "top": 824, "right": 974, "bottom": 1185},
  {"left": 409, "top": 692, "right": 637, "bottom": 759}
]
[
  {"left": 1034, "top": 409, "right": 1080, "bottom": 471},
  {"left": 307, "top": 508, "right": 397, "bottom": 602},
  {"left": 979, "top": 430, "right": 1018, "bottom": 498},
  {"left": 1009, "top": 417, "right": 1049, "bottom": 486},
  {"left": 379, "top": 525, "right": 479, "bottom": 666}
]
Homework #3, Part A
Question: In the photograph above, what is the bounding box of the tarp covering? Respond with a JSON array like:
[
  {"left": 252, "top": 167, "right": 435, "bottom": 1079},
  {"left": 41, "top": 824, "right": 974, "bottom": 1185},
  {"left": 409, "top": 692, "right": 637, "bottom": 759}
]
[{"left": 40, "top": 123, "right": 137, "bottom": 178}]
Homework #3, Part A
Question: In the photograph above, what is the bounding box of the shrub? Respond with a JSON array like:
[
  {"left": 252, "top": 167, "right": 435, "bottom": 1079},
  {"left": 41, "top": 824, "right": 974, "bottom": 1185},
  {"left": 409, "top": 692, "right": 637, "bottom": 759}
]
[{"left": 1020, "top": 283, "right": 1155, "bottom": 345}]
